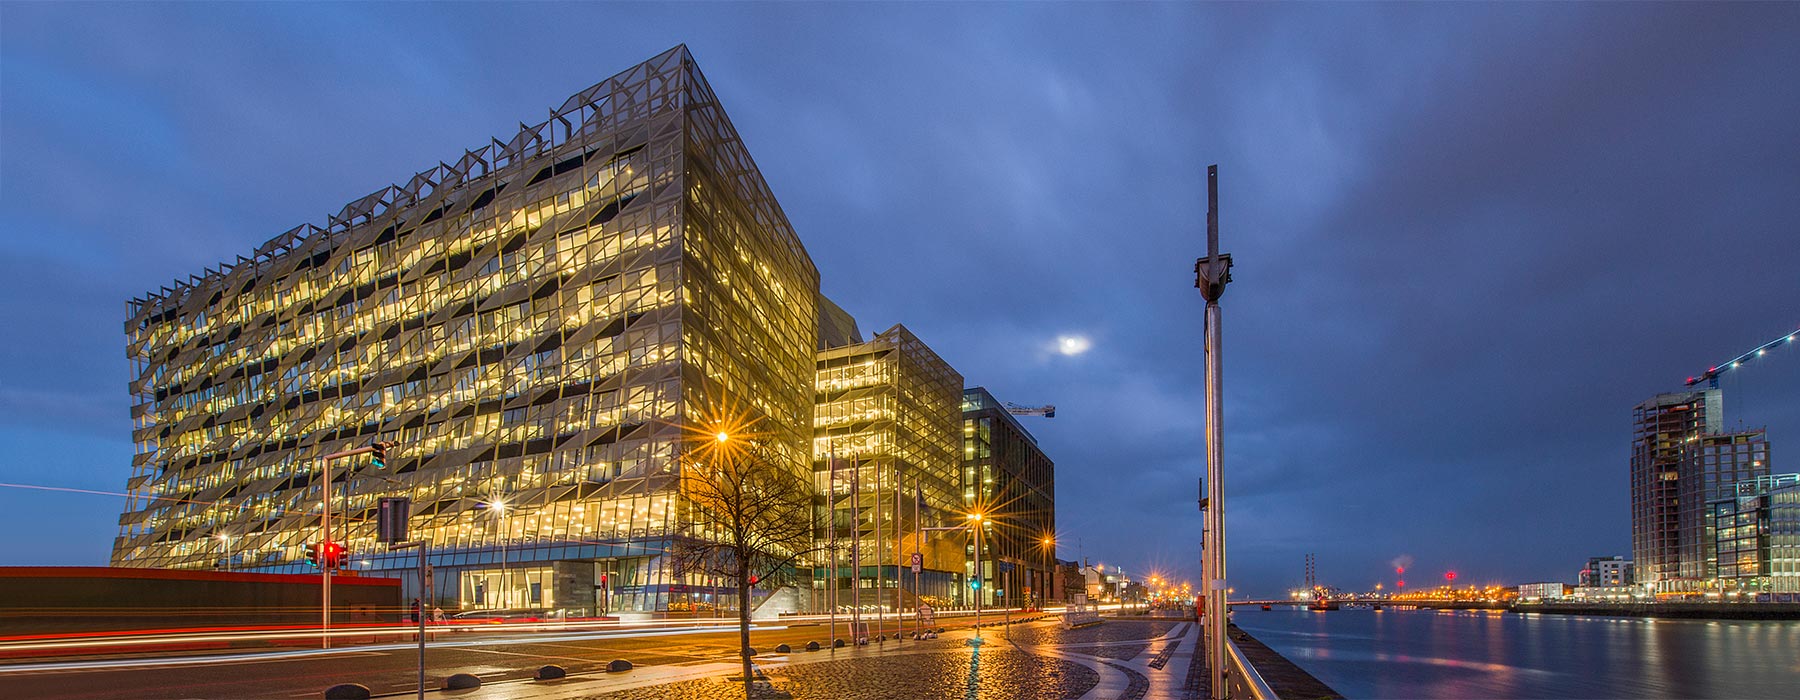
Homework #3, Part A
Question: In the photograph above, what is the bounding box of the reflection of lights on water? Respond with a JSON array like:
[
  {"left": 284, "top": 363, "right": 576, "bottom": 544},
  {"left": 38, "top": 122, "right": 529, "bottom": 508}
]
[{"left": 1057, "top": 335, "right": 1091, "bottom": 356}]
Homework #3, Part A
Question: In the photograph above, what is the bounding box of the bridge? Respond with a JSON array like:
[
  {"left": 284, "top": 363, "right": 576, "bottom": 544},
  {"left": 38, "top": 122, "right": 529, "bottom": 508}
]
[{"left": 1229, "top": 599, "right": 1509, "bottom": 611}]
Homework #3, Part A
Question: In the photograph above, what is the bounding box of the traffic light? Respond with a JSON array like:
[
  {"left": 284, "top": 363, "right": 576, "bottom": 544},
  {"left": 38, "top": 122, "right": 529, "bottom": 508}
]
[
  {"left": 748, "top": 574, "right": 759, "bottom": 586},
  {"left": 321, "top": 541, "right": 347, "bottom": 570},
  {"left": 970, "top": 580, "right": 982, "bottom": 590},
  {"left": 369, "top": 441, "right": 392, "bottom": 470},
  {"left": 305, "top": 543, "right": 321, "bottom": 568}
]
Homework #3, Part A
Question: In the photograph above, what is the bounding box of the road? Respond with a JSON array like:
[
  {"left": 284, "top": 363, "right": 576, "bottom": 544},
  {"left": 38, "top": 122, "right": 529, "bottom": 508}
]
[{"left": 0, "top": 614, "right": 1026, "bottom": 700}]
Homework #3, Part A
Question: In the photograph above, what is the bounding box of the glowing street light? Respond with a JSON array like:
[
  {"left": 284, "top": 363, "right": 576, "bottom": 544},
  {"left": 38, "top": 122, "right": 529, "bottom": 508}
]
[{"left": 715, "top": 431, "right": 730, "bottom": 443}]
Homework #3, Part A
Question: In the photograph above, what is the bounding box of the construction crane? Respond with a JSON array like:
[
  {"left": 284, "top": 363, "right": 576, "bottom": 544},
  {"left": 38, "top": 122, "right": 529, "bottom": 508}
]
[
  {"left": 1686, "top": 325, "right": 1800, "bottom": 388},
  {"left": 1005, "top": 402, "right": 1056, "bottom": 418}
]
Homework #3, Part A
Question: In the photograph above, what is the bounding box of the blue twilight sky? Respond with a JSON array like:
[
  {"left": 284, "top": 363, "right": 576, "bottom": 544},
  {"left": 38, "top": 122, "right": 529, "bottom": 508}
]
[{"left": 2, "top": 3, "right": 1797, "bottom": 596}]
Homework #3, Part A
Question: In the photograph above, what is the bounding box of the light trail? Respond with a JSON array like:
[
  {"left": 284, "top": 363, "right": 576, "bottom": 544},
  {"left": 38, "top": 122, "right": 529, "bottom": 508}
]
[
  {"left": 0, "top": 623, "right": 749, "bottom": 674},
  {"left": 0, "top": 617, "right": 748, "bottom": 654},
  {"left": 0, "top": 606, "right": 1045, "bottom": 659}
]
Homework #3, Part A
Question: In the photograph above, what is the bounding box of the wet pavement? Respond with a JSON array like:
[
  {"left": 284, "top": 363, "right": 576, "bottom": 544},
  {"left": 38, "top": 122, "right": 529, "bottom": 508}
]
[{"left": 6, "top": 616, "right": 1209, "bottom": 700}]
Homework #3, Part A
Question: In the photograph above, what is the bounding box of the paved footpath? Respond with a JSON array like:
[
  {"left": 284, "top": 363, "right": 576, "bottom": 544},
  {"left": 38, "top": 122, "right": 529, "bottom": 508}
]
[{"left": 409, "top": 617, "right": 1205, "bottom": 700}]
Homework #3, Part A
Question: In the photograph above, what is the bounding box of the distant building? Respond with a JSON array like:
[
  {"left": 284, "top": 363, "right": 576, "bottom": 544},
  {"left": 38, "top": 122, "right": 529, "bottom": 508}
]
[
  {"left": 1710, "top": 474, "right": 1800, "bottom": 594},
  {"left": 962, "top": 387, "right": 1057, "bottom": 609},
  {"left": 1084, "top": 562, "right": 1130, "bottom": 602},
  {"left": 1630, "top": 390, "right": 1770, "bottom": 592},
  {"left": 1517, "top": 582, "right": 1571, "bottom": 601},
  {"left": 1055, "top": 558, "right": 1083, "bottom": 602},
  {"left": 1579, "top": 556, "right": 1635, "bottom": 587}
]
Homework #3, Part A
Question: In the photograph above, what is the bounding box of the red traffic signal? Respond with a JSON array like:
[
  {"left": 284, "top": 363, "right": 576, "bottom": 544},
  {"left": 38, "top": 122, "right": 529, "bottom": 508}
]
[
  {"left": 747, "top": 574, "right": 759, "bottom": 586},
  {"left": 321, "top": 541, "right": 347, "bottom": 570}
]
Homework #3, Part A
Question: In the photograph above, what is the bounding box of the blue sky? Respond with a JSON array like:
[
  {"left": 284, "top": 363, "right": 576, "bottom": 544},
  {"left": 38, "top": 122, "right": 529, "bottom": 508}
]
[{"left": 2, "top": 3, "right": 1797, "bottom": 595}]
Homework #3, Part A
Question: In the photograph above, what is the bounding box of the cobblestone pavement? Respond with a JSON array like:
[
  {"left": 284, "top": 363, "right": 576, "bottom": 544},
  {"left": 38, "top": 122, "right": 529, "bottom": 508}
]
[
  {"left": 570, "top": 618, "right": 1191, "bottom": 699},
  {"left": 586, "top": 647, "right": 1099, "bottom": 699},
  {"left": 1005, "top": 619, "right": 1185, "bottom": 647},
  {"left": 1063, "top": 643, "right": 1148, "bottom": 660}
]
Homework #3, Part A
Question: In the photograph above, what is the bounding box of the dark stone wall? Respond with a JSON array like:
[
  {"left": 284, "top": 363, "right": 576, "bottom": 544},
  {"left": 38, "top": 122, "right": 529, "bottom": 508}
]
[{"left": 0, "top": 567, "right": 401, "bottom": 634}]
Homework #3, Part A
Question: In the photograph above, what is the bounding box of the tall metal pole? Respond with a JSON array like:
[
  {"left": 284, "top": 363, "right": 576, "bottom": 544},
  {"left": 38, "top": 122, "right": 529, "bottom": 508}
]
[
  {"left": 828, "top": 451, "right": 838, "bottom": 648},
  {"left": 913, "top": 479, "right": 921, "bottom": 639},
  {"left": 892, "top": 462, "right": 901, "bottom": 639},
  {"left": 317, "top": 443, "right": 387, "bottom": 650},
  {"left": 974, "top": 521, "right": 983, "bottom": 639},
  {"left": 1195, "top": 164, "right": 1233, "bottom": 699},
  {"left": 851, "top": 458, "right": 861, "bottom": 642},
  {"left": 875, "top": 458, "right": 885, "bottom": 639},
  {"left": 321, "top": 457, "right": 332, "bottom": 650}
]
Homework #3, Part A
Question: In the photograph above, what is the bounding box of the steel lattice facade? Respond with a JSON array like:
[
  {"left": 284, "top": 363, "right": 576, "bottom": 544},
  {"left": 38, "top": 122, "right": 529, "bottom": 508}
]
[{"left": 116, "top": 46, "right": 819, "bottom": 615}]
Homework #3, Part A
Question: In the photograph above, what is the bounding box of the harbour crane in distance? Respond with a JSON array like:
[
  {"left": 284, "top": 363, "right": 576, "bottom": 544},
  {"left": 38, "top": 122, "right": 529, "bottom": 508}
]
[{"left": 1005, "top": 402, "right": 1056, "bottom": 418}]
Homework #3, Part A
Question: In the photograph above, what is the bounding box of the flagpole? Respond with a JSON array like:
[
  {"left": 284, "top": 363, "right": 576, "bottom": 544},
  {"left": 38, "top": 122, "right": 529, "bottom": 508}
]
[
  {"left": 828, "top": 449, "right": 838, "bottom": 649},
  {"left": 851, "top": 457, "right": 861, "bottom": 643}
]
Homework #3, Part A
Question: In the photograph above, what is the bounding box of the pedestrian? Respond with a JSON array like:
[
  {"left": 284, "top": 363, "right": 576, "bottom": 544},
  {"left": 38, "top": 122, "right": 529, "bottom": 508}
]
[
  {"left": 432, "top": 605, "right": 445, "bottom": 623},
  {"left": 410, "top": 597, "right": 422, "bottom": 624}
]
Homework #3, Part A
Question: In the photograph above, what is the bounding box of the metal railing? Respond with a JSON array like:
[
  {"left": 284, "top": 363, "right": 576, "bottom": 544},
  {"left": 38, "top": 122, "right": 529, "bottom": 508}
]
[{"left": 1225, "top": 636, "right": 1278, "bottom": 700}]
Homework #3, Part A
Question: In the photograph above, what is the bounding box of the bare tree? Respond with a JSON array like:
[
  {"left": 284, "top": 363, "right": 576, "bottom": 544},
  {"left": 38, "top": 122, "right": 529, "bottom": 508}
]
[{"left": 670, "top": 438, "right": 819, "bottom": 698}]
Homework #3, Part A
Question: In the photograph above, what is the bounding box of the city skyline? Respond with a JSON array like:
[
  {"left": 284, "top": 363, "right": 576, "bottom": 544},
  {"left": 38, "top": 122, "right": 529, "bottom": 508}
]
[{"left": 4, "top": 3, "right": 1800, "bottom": 596}]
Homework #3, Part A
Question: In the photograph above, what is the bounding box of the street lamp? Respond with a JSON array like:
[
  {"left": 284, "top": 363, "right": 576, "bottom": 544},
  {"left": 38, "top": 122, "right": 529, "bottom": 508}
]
[
  {"left": 923, "top": 512, "right": 987, "bottom": 643},
  {"left": 489, "top": 498, "right": 509, "bottom": 610}
]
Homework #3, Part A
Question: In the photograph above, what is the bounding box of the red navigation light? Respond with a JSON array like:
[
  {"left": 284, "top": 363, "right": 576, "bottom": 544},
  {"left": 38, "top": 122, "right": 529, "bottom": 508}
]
[
  {"left": 1445, "top": 571, "right": 1457, "bottom": 582},
  {"left": 1396, "top": 566, "right": 1404, "bottom": 575}
]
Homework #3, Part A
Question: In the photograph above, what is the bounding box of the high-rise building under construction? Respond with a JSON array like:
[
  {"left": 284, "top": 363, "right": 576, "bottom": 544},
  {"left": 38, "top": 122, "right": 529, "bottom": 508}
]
[{"left": 1631, "top": 389, "right": 1770, "bottom": 592}]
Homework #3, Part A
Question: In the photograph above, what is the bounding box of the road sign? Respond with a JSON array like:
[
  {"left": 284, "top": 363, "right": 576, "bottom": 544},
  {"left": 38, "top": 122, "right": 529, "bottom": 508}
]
[
  {"left": 377, "top": 497, "right": 411, "bottom": 544},
  {"left": 910, "top": 552, "right": 922, "bottom": 574},
  {"left": 999, "top": 561, "right": 1015, "bottom": 573}
]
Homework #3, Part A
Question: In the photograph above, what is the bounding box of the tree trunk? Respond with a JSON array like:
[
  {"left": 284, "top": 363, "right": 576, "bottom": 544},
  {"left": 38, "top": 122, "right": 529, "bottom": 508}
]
[{"left": 739, "top": 562, "right": 753, "bottom": 698}]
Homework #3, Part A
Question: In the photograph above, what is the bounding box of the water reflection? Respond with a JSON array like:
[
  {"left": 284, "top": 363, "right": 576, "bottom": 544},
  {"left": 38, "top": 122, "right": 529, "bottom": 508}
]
[{"left": 1233, "top": 608, "right": 1800, "bottom": 698}]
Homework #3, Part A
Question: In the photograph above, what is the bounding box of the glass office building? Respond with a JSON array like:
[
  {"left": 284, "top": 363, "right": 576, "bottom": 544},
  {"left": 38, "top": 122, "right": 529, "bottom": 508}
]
[
  {"left": 962, "top": 387, "right": 1056, "bottom": 608},
  {"left": 814, "top": 322, "right": 967, "bottom": 611},
  {"left": 116, "top": 46, "right": 819, "bottom": 615},
  {"left": 1711, "top": 474, "right": 1800, "bottom": 595}
]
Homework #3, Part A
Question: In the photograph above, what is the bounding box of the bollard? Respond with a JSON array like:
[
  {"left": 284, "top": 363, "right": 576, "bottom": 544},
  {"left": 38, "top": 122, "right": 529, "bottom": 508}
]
[
  {"left": 608, "top": 659, "right": 634, "bottom": 672},
  {"left": 775, "top": 643, "right": 792, "bottom": 653},
  {"left": 534, "top": 665, "right": 566, "bottom": 681},
  {"left": 323, "top": 684, "right": 371, "bottom": 700},
  {"left": 807, "top": 641, "right": 821, "bottom": 651},
  {"left": 441, "top": 673, "right": 482, "bottom": 690},
  {"left": 833, "top": 638, "right": 845, "bottom": 648}
]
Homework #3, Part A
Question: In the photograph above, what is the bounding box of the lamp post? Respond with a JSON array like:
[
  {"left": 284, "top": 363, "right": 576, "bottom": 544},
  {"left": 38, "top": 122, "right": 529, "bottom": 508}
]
[
  {"left": 1194, "top": 164, "right": 1232, "bottom": 699},
  {"left": 971, "top": 513, "right": 984, "bottom": 639},
  {"left": 317, "top": 441, "right": 393, "bottom": 649},
  {"left": 921, "top": 511, "right": 985, "bottom": 643},
  {"left": 490, "top": 498, "right": 509, "bottom": 611}
]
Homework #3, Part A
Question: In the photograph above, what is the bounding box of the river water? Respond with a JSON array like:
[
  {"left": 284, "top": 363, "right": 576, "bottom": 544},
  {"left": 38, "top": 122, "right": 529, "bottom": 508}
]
[{"left": 1232, "top": 607, "right": 1800, "bottom": 699}]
